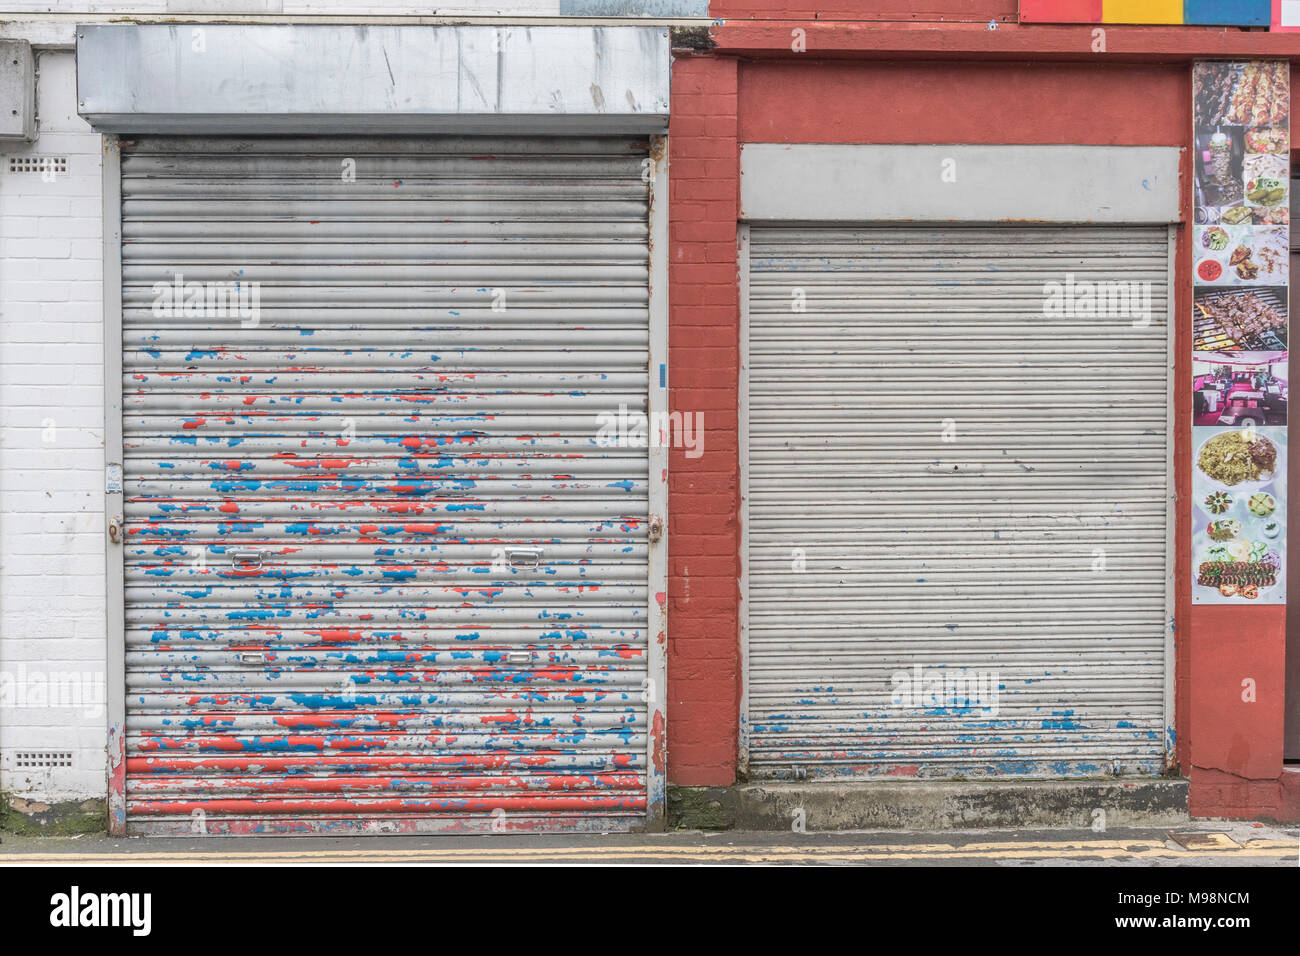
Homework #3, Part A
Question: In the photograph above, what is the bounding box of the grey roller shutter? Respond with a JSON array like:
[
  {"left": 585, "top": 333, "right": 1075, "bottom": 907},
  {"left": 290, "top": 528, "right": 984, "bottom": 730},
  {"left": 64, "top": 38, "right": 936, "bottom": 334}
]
[
  {"left": 120, "top": 136, "right": 653, "bottom": 833},
  {"left": 744, "top": 225, "right": 1172, "bottom": 780}
]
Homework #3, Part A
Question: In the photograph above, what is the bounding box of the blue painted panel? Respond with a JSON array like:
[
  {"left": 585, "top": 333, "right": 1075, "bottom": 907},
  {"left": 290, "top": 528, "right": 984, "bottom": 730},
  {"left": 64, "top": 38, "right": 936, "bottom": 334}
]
[{"left": 1183, "top": 0, "right": 1271, "bottom": 25}]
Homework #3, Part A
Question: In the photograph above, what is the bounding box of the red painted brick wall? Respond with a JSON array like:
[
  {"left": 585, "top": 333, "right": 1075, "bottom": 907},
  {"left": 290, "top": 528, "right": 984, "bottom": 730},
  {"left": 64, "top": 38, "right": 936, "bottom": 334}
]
[
  {"left": 738, "top": 60, "right": 1187, "bottom": 145},
  {"left": 667, "top": 54, "right": 742, "bottom": 786},
  {"left": 665, "top": 48, "right": 1296, "bottom": 821},
  {"left": 710, "top": 0, "right": 1016, "bottom": 20}
]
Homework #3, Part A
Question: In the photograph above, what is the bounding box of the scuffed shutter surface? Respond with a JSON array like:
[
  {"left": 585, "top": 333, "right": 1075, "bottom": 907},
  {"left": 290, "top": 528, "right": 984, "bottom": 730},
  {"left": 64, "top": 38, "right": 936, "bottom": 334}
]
[
  {"left": 121, "top": 137, "right": 651, "bottom": 833},
  {"left": 746, "top": 226, "right": 1170, "bottom": 780}
]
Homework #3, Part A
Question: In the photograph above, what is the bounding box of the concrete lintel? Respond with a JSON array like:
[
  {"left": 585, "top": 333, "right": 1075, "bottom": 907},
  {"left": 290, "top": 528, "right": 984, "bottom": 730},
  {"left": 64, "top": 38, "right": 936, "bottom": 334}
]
[
  {"left": 77, "top": 23, "right": 670, "bottom": 134},
  {"left": 741, "top": 143, "right": 1182, "bottom": 224}
]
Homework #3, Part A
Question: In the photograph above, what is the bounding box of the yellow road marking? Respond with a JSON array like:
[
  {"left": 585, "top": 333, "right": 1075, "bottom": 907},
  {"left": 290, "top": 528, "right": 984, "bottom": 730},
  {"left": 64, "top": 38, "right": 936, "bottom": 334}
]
[{"left": 2, "top": 839, "right": 1293, "bottom": 865}]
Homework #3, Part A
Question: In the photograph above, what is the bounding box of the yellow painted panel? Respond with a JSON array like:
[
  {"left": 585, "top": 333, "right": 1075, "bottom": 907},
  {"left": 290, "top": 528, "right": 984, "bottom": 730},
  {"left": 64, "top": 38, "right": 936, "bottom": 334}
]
[{"left": 1102, "top": 0, "right": 1184, "bottom": 22}]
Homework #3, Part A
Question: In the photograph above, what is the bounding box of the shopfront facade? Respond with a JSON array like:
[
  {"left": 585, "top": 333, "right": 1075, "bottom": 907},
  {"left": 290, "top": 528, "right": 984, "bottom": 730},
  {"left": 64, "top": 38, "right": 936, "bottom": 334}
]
[
  {"left": 0, "top": 10, "right": 681, "bottom": 835},
  {"left": 665, "top": 5, "right": 1300, "bottom": 821},
  {"left": 0, "top": 2, "right": 1298, "bottom": 832}
]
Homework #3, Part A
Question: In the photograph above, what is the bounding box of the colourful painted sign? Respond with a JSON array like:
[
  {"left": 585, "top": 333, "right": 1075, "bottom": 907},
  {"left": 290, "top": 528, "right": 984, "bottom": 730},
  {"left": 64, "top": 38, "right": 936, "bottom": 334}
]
[
  {"left": 1274, "top": 0, "right": 1300, "bottom": 30},
  {"left": 1021, "top": 0, "right": 1272, "bottom": 23}
]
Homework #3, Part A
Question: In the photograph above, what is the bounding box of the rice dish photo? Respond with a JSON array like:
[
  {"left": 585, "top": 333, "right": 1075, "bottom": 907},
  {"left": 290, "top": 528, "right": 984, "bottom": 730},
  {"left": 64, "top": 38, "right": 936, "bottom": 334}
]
[{"left": 1196, "top": 431, "right": 1278, "bottom": 485}]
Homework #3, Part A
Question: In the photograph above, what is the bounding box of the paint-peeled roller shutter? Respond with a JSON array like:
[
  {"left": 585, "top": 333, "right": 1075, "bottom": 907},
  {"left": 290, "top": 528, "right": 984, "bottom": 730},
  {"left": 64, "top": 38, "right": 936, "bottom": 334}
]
[
  {"left": 121, "top": 136, "right": 654, "bottom": 834},
  {"left": 745, "top": 225, "right": 1171, "bottom": 780}
]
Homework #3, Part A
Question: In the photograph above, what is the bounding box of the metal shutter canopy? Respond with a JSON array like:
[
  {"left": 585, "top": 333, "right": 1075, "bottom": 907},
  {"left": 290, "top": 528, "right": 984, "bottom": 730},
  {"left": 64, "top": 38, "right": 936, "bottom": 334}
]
[
  {"left": 120, "top": 136, "right": 656, "bottom": 834},
  {"left": 742, "top": 225, "right": 1173, "bottom": 780}
]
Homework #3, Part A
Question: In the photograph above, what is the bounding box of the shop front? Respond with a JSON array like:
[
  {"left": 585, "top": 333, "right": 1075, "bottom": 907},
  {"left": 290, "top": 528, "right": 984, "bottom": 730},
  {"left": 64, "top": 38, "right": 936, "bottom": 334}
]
[
  {"left": 79, "top": 23, "right": 671, "bottom": 835},
  {"left": 666, "top": 19, "right": 1299, "bottom": 819}
]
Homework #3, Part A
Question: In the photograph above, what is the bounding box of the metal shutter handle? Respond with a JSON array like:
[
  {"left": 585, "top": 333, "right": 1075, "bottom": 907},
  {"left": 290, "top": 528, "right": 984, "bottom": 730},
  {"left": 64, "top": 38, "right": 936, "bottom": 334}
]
[
  {"left": 230, "top": 548, "right": 265, "bottom": 569},
  {"left": 506, "top": 547, "right": 542, "bottom": 569}
]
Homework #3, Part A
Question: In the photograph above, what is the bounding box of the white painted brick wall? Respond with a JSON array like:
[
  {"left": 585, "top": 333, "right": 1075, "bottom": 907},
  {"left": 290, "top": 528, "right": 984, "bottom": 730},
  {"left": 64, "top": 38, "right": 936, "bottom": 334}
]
[
  {"left": 0, "top": 50, "right": 107, "bottom": 803},
  {"left": 0, "top": 2, "right": 571, "bottom": 14}
]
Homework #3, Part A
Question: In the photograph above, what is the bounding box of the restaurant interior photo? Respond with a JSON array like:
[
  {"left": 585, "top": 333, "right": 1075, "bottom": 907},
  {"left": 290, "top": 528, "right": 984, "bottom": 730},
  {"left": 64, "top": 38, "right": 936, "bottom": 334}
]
[{"left": 1193, "top": 351, "right": 1289, "bottom": 427}]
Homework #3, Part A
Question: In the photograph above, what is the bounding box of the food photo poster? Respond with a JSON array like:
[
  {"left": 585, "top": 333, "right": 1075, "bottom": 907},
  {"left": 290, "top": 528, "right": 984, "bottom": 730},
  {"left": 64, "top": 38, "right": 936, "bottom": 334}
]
[{"left": 1192, "top": 60, "right": 1290, "bottom": 604}]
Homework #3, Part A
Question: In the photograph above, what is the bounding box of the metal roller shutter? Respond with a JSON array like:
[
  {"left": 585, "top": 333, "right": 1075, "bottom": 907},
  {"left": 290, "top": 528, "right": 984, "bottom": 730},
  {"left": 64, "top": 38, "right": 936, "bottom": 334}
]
[
  {"left": 120, "top": 136, "right": 658, "bottom": 834},
  {"left": 742, "top": 225, "right": 1173, "bottom": 780}
]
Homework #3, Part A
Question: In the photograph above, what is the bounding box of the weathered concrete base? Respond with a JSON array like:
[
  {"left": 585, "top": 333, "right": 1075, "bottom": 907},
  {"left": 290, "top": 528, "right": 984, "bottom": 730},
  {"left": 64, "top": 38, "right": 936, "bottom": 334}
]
[
  {"left": 668, "top": 779, "right": 1190, "bottom": 831},
  {"left": 0, "top": 793, "right": 106, "bottom": 836}
]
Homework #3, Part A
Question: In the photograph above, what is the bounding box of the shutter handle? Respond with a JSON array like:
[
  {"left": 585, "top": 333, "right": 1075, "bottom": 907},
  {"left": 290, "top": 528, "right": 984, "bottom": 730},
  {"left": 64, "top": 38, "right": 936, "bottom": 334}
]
[
  {"left": 230, "top": 548, "right": 265, "bottom": 569},
  {"left": 506, "top": 547, "right": 542, "bottom": 570}
]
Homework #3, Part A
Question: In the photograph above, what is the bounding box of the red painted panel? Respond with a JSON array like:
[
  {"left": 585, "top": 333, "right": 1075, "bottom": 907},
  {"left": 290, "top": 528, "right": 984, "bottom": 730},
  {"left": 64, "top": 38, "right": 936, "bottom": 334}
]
[
  {"left": 1020, "top": 0, "right": 1104, "bottom": 20},
  {"left": 711, "top": 0, "right": 1016, "bottom": 19},
  {"left": 1188, "top": 606, "right": 1287, "bottom": 781},
  {"left": 739, "top": 60, "right": 1187, "bottom": 145}
]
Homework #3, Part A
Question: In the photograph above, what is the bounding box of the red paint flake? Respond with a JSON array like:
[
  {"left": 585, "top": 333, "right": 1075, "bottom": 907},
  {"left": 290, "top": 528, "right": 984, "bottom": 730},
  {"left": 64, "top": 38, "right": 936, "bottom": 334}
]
[
  {"left": 651, "top": 711, "right": 666, "bottom": 775},
  {"left": 531, "top": 667, "right": 580, "bottom": 683},
  {"left": 883, "top": 765, "right": 920, "bottom": 777},
  {"left": 182, "top": 419, "right": 205, "bottom": 429},
  {"left": 219, "top": 502, "right": 239, "bottom": 514}
]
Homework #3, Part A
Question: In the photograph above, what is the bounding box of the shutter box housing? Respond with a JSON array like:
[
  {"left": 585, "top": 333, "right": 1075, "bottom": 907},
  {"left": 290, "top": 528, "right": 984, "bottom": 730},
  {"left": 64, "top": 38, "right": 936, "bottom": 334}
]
[{"left": 0, "top": 40, "right": 36, "bottom": 144}]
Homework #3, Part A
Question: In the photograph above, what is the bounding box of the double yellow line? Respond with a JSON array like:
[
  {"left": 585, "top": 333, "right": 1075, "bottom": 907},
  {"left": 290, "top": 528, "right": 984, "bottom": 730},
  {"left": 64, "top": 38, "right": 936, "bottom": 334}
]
[{"left": 2, "top": 838, "right": 1295, "bottom": 865}]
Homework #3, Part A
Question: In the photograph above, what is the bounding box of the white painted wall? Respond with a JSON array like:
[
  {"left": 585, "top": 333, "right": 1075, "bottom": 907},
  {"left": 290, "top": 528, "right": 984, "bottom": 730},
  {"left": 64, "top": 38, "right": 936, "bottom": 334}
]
[
  {"left": 0, "top": 50, "right": 107, "bottom": 803},
  {"left": 0, "top": 2, "right": 565, "bottom": 14}
]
